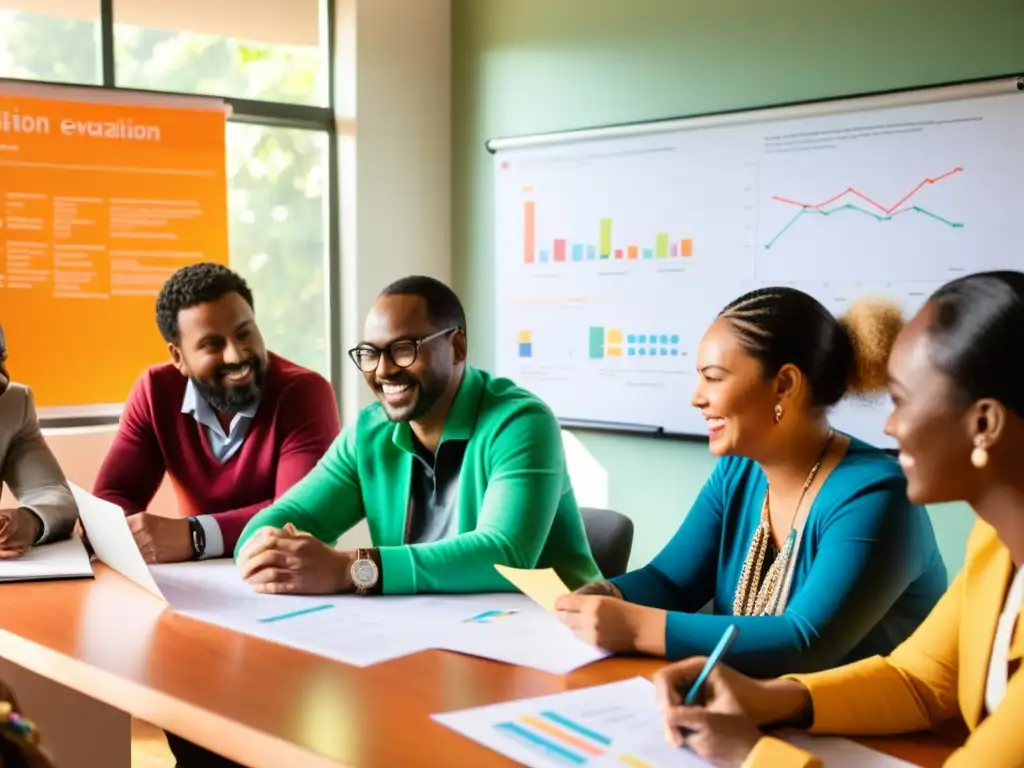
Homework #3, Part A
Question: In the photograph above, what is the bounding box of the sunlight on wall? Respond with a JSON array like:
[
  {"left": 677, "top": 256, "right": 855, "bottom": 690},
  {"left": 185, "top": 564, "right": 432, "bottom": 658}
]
[{"left": 561, "top": 429, "right": 608, "bottom": 509}]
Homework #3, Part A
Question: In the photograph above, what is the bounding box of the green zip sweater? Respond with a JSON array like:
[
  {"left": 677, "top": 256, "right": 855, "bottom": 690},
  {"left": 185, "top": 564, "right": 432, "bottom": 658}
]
[{"left": 234, "top": 366, "right": 602, "bottom": 594}]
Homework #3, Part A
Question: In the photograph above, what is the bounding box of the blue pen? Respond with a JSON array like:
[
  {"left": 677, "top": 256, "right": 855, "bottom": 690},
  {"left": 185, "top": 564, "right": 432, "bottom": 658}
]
[{"left": 682, "top": 623, "right": 739, "bottom": 707}]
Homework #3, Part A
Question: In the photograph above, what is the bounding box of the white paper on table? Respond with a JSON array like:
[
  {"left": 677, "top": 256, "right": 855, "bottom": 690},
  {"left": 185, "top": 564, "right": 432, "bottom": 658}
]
[
  {"left": 436, "top": 677, "right": 922, "bottom": 768},
  {"left": 47, "top": 489, "right": 625, "bottom": 673},
  {"left": 69, "top": 482, "right": 165, "bottom": 599},
  {"left": 434, "top": 677, "right": 712, "bottom": 768},
  {"left": 261, "top": 592, "right": 544, "bottom": 668},
  {"left": 144, "top": 562, "right": 611, "bottom": 672},
  {"left": 148, "top": 559, "right": 326, "bottom": 616},
  {"left": 148, "top": 561, "right": 449, "bottom": 667},
  {"left": 0, "top": 537, "right": 93, "bottom": 583},
  {"left": 242, "top": 596, "right": 436, "bottom": 667},
  {"left": 440, "top": 603, "right": 611, "bottom": 674}
]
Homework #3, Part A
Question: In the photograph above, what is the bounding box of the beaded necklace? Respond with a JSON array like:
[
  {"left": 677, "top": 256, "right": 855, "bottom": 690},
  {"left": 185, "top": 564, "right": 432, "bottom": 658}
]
[{"left": 732, "top": 428, "right": 835, "bottom": 616}]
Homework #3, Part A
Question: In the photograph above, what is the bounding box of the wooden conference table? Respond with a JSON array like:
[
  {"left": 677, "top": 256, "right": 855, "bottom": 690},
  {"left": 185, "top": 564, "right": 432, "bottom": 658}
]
[{"left": 0, "top": 565, "right": 960, "bottom": 768}]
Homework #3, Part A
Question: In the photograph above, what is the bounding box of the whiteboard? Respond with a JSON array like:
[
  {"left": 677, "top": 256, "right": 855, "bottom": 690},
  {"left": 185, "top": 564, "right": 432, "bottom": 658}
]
[{"left": 491, "top": 77, "right": 1024, "bottom": 448}]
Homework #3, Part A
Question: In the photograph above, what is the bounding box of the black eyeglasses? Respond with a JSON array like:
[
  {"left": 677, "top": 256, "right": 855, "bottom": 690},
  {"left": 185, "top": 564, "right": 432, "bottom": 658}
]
[{"left": 347, "top": 327, "right": 460, "bottom": 373}]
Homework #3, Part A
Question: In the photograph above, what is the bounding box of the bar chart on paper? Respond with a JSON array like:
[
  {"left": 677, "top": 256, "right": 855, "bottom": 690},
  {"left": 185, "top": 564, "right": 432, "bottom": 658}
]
[
  {"left": 434, "top": 678, "right": 712, "bottom": 768},
  {"left": 493, "top": 84, "right": 1024, "bottom": 444},
  {"left": 493, "top": 713, "right": 626, "bottom": 766}
]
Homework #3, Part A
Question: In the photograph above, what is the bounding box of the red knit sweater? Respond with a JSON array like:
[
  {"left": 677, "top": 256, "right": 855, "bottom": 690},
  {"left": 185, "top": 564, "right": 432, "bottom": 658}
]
[{"left": 93, "top": 352, "right": 340, "bottom": 551}]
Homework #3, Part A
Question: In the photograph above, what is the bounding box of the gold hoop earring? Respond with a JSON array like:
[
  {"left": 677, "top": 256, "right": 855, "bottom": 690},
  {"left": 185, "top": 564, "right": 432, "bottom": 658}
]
[
  {"left": 774, "top": 404, "right": 783, "bottom": 424},
  {"left": 971, "top": 442, "right": 989, "bottom": 469}
]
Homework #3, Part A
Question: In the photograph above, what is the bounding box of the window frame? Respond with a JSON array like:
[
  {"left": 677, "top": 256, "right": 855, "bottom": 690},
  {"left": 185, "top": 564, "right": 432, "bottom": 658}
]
[{"left": 3, "top": 0, "right": 342, "bottom": 427}]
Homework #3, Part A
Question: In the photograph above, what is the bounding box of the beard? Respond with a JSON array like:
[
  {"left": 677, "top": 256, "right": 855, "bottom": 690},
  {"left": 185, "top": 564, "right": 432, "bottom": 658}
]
[
  {"left": 376, "top": 371, "right": 445, "bottom": 423},
  {"left": 191, "top": 357, "right": 267, "bottom": 414}
]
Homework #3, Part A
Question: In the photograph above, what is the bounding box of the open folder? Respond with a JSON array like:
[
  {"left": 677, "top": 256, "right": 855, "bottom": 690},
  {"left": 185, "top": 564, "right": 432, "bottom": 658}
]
[
  {"left": 0, "top": 537, "right": 93, "bottom": 583},
  {"left": 0, "top": 484, "right": 93, "bottom": 583}
]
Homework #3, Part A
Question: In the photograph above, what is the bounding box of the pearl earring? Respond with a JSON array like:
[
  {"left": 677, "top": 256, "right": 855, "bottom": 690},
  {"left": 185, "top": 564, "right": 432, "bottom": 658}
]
[
  {"left": 970, "top": 442, "right": 989, "bottom": 469},
  {"left": 774, "top": 404, "right": 783, "bottom": 424}
]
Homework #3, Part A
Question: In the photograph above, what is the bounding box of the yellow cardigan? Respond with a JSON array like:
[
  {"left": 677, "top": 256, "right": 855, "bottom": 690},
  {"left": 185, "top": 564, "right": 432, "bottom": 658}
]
[{"left": 745, "top": 519, "right": 1023, "bottom": 768}]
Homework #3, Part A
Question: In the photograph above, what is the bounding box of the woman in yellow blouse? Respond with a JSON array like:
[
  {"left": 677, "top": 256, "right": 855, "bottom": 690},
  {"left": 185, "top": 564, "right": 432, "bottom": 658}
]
[{"left": 651, "top": 270, "right": 1024, "bottom": 768}]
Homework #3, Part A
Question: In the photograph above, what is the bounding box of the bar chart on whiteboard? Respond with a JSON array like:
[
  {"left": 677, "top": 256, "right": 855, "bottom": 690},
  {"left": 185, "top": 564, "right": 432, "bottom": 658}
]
[{"left": 492, "top": 86, "right": 1024, "bottom": 445}]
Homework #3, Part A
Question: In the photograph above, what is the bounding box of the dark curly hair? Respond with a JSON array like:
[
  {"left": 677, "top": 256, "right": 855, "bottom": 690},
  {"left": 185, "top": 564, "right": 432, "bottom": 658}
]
[{"left": 156, "top": 263, "right": 254, "bottom": 343}]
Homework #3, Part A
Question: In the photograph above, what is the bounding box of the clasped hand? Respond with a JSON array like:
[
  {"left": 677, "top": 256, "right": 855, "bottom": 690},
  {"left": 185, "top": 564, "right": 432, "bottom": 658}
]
[
  {"left": 0, "top": 507, "right": 40, "bottom": 559},
  {"left": 237, "top": 524, "right": 353, "bottom": 595}
]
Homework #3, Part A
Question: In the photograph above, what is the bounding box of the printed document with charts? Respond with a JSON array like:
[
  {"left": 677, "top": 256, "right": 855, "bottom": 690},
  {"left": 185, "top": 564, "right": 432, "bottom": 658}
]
[
  {"left": 149, "top": 565, "right": 610, "bottom": 672},
  {"left": 434, "top": 678, "right": 920, "bottom": 768},
  {"left": 69, "top": 483, "right": 609, "bottom": 673}
]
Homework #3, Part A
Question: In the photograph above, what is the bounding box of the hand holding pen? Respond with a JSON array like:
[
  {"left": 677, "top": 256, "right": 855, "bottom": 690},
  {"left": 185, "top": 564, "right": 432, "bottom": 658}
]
[{"left": 651, "top": 625, "right": 813, "bottom": 768}]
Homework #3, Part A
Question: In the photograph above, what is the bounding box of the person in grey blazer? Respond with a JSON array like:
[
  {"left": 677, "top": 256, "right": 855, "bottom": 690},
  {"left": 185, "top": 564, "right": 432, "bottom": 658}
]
[{"left": 0, "top": 322, "right": 78, "bottom": 557}]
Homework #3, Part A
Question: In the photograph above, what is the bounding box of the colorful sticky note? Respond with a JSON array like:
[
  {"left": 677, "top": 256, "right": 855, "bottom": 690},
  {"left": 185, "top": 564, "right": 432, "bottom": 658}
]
[{"left": 494, "top": 564, "right": 571, "bottom": 612}]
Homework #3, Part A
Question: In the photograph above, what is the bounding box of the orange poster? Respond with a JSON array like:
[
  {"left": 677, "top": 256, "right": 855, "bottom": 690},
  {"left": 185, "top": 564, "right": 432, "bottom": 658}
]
[{"left": 0, "top": 91, "right": 228, "bottom": 411}]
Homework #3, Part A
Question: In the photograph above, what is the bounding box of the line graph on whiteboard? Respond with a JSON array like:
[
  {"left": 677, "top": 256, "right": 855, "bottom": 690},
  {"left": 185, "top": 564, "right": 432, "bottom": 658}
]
[
  {"left": 763, "top": 167, "right": 966, "bottom": 249},
  {"left": 755, "top": 162, "right": 972, "bottom": 284}
]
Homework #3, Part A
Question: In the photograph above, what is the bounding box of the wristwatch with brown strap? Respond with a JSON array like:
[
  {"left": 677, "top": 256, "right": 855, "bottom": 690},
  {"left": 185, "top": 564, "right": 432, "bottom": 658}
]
[{"left": 349, "top": 548, "right": 382, "bottom": 595}]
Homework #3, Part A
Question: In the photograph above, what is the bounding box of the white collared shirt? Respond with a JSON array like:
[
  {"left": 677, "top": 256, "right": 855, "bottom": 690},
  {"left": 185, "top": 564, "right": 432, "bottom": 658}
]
[
  {"left": 179, "top": 380, "right": 261, "bottom": 558},
  {"left": 181, "top": 380, "right": 259, "bottom": 463},
  {"left": 985, "top": 563, "right": 1024, "bottom": 714}
]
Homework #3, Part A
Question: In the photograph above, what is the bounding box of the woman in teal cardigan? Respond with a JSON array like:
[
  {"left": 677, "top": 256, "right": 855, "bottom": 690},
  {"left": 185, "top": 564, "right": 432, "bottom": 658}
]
[{"left": 554, "top": 287, "right": 948, "bottom": 677}]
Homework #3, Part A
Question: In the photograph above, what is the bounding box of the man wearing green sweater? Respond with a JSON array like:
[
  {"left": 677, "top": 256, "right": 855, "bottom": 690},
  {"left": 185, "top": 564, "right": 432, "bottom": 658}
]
[{"left": 235, "top": 275, "right": 601, "bottom": 596}]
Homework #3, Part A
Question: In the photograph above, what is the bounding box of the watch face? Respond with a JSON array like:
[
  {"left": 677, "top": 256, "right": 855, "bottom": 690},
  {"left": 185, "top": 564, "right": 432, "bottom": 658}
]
[{"left": 351, "top": 558, "right": 378, "bottom": 587}]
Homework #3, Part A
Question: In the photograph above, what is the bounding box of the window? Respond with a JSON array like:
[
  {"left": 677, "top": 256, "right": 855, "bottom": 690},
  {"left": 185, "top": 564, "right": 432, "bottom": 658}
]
[
  {"left": 114, "top": 0, "right": 327, "bottom": 106},
  {"left": 228, "top": 125, "right": 330, "bottom": 378},
  {"left": 0, "top": 0, "right": 338, "bottom": 419},
  {"left": 0, "top": 4, "right": 100, "bottom": 84}
]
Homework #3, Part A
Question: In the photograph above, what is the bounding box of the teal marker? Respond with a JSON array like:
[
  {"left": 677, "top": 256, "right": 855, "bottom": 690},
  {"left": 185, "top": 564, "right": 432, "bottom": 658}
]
[
  {"left": 259, "top": 603, "right": 334, "bottom": 623},
  {"left": 683, "top": 624, "right": 739, "bottom": 706}
]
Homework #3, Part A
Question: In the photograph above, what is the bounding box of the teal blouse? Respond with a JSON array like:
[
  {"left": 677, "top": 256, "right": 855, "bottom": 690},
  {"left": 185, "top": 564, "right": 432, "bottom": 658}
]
[{"left": 610, "top": 436, "right": 948, "bottom": 677}]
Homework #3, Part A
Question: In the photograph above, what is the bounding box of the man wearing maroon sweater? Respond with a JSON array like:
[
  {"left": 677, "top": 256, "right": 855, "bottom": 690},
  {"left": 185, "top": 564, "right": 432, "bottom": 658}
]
[{"left": 92, "top": 263, "right": 340, "bottom": 566}]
